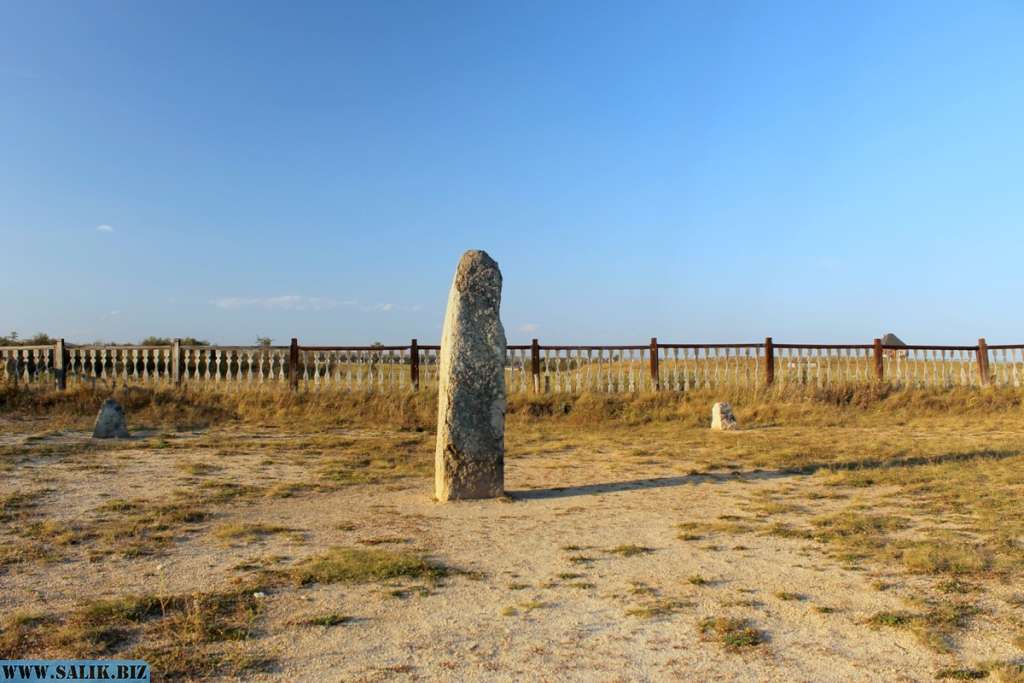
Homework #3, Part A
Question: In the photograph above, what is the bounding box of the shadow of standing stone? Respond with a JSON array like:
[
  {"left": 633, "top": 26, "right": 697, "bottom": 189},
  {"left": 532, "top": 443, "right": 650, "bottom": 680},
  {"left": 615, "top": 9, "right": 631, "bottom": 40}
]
[
  {"left": 435, "top": 250, "right": 506, "bottom": 501},
  {"left": 93, "top": 398, "right": 130, "bottom": 439}
]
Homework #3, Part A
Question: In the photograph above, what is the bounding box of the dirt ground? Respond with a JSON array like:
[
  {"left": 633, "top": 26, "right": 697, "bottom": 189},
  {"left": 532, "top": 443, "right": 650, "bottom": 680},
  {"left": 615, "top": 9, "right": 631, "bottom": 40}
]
[{"left": 2, "top": 415, "right": 1023, "bottom": 682}]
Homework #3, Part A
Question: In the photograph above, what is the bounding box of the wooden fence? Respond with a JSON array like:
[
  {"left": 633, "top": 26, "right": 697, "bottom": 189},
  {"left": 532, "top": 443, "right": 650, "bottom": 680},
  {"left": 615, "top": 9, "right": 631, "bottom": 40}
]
[{"left": 1, "top": 337, "right": 1020, "bottom": 393}]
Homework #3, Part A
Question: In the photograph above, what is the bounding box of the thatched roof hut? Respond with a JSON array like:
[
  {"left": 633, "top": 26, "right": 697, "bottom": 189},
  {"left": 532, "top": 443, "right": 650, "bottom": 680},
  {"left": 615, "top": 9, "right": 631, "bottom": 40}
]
[
  {"left": 881, "top": 333, "right": 906, "bottom": 347},
  {"left": 881, "top": 332, "right": 908, "bottom": 358}
]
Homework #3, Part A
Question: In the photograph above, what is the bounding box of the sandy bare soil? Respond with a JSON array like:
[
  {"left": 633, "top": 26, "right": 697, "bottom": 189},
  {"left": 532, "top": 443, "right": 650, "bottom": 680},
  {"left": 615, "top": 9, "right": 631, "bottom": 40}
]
[{"left": 1, "top": 422, "right": 1022, "bottom": 682}]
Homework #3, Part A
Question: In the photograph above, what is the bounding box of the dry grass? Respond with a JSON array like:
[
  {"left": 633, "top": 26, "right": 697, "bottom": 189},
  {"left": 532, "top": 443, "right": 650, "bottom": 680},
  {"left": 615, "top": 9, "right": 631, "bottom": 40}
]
[
  {"left": 698, "top": 616, "right": 767, "bottom": 651},
  {"left": 212, "top": 523, "right": 292, "bottom": 543},
  {"left": 607, "top": 544, "right": 654, "bottom": 557},
  {"left": 288, "top": 547, "right": 448, "bottom": 586},
  {"left": 625, "top": 598, "right": 690, "bottom": 619},
  {"left": 3, "top": 381, "right": 1022, "bottom": 432},
  {"left": 4, "top": 384, "right": 1024, "bottom": 677},
  {"left": 866, "top": 599, "right": 982, "bottom": 654},
  {"left": 0, "top": 587, "right": 269, "bottom": 678}
]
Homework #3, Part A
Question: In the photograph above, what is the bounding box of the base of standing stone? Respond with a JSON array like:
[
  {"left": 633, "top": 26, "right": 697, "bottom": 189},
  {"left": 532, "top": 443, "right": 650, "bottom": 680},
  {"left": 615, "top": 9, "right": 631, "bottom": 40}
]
[
  {"left": 711, "top": 402, "right": 738, "bottom": 431},
  {"left": 93, "top": 398, "right": 130, "bottom": 439},
  {"left": 436, "top": 447, "right": 504, "bottom": 501}
]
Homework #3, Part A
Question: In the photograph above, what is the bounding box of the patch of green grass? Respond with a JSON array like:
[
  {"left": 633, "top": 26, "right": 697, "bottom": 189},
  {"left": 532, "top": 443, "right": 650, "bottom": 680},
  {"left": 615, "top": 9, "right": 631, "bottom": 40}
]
[
  {"left": 902, "top": 541, "right": 991, "bottom": 575},
  {"left": 387, "top": 585, "right": 431, "bottom": 599},
  {"left": 88, "top": 500, "right": 209, "bottom": 558},
  {"left": 987, "top": 662, "right": 1024, "bottom": 682},
  {"left": 866, "top": 601, "right": 980, "bottom": 654},
  {"left": 212, "top": 523, "right": 291, "bottom": 542},
  {"left": 698, "top": 616, "right": 766, "bottom": 651},
  {"left": 773, "top": 591, "right": 805, "bottom": 601},
  {"left": 628, "top": 582, "right": 657, "bottom": 596},
  {"left": 754, "top": 501, "right": 803, "bottom": 516},
  {"left": 1, "top": 585, "right": 268, "bottom": 676},
  {"left": 265, "top": 482, "right": 312, "bottom": 498},
  {"left": 176, "top": 461, "right": 222, "bottom": 476},
  {"left": 920, "top": 601, "right": 981, "bottom": 630},
  {"left": 194, "top": 481, "right": 261, "bottom": 504},
  {"left": 289, "top": 547, "right": 447, "bottom": 586},
  {"left": 934, "top": 668, "right": 988, "bottom": 680},
  {"left": 763, "top": 522, "right": 813, "bottom": 540},
  {"left": 812, "top": 512, "right": 910, "bottom": 540},
  {"left": 938, "top": 578, "right": 978, "bottom": 594},
  {"left": 0, "top": 490, "right": 46, "bottom": 523},
  {"left": 607, "top": 544, "right": 654, "bottom": 557},
  {"left": 357, "top": 536, "right": 410, "bottom": 546},
  {"left": 625, "top": 599, "right": 689, "bottom": 619},
  {"left": 0, "top": 612, "right": 54, "bottom": 657},
  {"left": 19, "top": 519, "right": 91, "bottom": 547},
  {"left": 78, "top": 595, "right": 166, "bottom": 624},
  {"left": 94, "top": 499, "right": 139, "bottom": 513},
  {"left": 866, "top": 611, "right": 915, "bottom": 628}
]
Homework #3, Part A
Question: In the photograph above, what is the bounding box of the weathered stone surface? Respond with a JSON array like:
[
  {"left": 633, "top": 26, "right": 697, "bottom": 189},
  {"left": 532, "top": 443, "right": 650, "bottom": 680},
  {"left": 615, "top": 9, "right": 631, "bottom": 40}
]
[
  {"left": 4, "top": 355, "right": 18, "bottom": 381},
  {"left": 711, "top": 402, "right": 737, "bottom": 431},
  {"left": 435, "top": 250, "right": 506, "bottom": 501},
  {"left": 93, "top": 398, "right": 130, "bottom": 439}
]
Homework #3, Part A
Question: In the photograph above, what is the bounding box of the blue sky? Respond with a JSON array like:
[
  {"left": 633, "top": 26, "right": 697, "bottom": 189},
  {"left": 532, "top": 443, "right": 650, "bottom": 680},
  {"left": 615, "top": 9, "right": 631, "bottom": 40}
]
[{"left": 2, "top": 1, "right": 1022, "bottom": 345}]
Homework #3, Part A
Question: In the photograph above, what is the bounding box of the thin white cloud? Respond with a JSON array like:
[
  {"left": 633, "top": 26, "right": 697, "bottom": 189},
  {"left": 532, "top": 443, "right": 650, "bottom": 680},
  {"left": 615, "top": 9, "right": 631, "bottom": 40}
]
[
  {"left": 96, "top": 224, "right": 114, "bottom": 233},
  {"left": 519, "top": 323, "right": 539, "bottom": 333},
  {"left": 210, "top": 296, "right": 341, "bottom": 312},
  {"left": 208, "top": 296, "right": 405, "bottom": 313}
]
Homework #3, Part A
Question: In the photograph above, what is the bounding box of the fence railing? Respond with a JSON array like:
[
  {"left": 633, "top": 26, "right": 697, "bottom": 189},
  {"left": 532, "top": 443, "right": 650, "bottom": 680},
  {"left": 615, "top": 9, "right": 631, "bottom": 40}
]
[{"left": 1, "top": 337, "right": 1018, "bottom": 393}]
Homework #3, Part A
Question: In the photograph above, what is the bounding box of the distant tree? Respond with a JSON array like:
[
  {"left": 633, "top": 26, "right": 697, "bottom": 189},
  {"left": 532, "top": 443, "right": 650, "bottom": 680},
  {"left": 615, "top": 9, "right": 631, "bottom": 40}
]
[
  {"left": 138, "top": 336, "right": 211, "bottom": 346},
  {"left": 1, "top": 332, "right": 56, "bottom": 346},
  {"left": 256, "top": 337, "right": 273, "bottom": 347},
  {"left": 369, "top": 341, "right": 384, "bottom": 366}
]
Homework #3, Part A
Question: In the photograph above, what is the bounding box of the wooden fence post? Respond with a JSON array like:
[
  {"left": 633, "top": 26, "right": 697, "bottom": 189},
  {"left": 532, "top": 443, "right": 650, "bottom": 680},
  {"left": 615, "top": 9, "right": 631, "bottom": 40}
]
[
  {"left": 977, "top": 338, "right": 990, "bottom": 386},
  {"left": 873, "top": 338, "right": 884, "bottom": 382},
  {"left": 172, "top": 339, "right": 182, "bottom": 386},
  {"left": 649, "top": 337, "right": 660, "bottom": 390},
  {"left": 54, "top": 339, "right": 66, "bottom": 390},
  {"left": 531, "top": 338, "right": 541, "bottom": 393},
  {"left": 764, "top": 337, "right": 774, "bottom": 386},
  {"left": 410, "top": 338, "right": 419, "bottom": 390},
  {"left": 289, "top": 338, "right": 299, "bottom": 391}
]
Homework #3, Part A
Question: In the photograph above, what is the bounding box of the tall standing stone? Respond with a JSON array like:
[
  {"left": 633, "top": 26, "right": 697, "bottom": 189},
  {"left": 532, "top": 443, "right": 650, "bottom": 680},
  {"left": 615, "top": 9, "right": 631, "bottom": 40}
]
[
  {"left": 93, "top": 398, "right": 130, "bottom": 439},
  {"left": 435, "top": 250, "right": 506, "bottom": 501}
]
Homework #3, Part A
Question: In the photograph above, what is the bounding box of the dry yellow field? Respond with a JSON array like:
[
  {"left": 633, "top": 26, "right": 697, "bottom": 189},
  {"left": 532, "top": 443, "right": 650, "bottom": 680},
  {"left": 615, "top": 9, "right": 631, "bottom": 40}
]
[{"left": 1, "top": 387, "right": 1023, "bottom": 681}]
